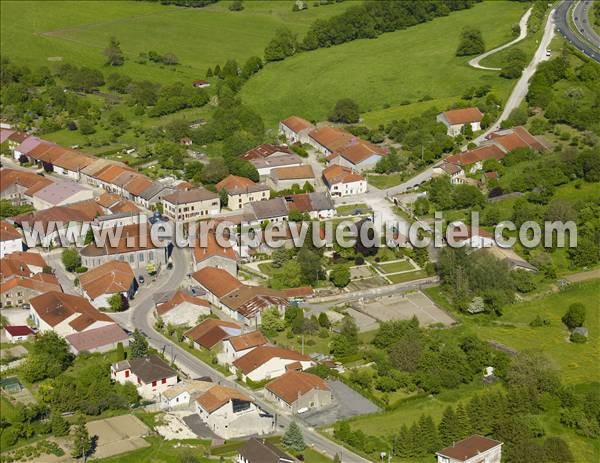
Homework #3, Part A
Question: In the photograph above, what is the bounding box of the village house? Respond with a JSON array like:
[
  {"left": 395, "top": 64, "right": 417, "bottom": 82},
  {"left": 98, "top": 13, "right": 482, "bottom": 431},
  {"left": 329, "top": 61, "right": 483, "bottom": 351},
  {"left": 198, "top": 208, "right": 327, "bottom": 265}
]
[
  {"left": 219, "top": 330, "right": 268, "bottom": 365},
  {"left": 0, "top": 253, "right": 62, "bottom": 308},
  {"left": 285, "top": 192, "right": 336, "bottom": 220},
  {"left": 237, "top": 438, "right": 295, "bottom": 463},
  {"left": 191, "top": 266, "right": 244, "bottom": 306},
  {"left": 80, "top": 223, "right": 172, "bottom": 273},
  {"left": 29, "top": 291, "right": 117, "bottom": 337},
  {"left": 51, "top": 151, "right": 96, "bottom": 180},
  {"left": 437, "top": 107, "right": 484, "bottom": 137},
  {"left": 162, "top": 188, "right": 220, "bottom": 222},
  {"left": 0, "top": 168, "right": 54, "bottom": 206},
  {"left": 30, "top": 182, "right": 94, "bottom": 211},
  {"left": 220, "top": 285, "right": 289, "bottom": 326},
  {"left": 245, "top": 197, "right": 289, "bottom": 225},
  {"left": 445, "top": 221, "right": 495, "bottom": 249},
  {"left": 155, "top": 290, "right": 211, "bottom": 326},
  {"left": 436, "top": 435, "right": 502, "bottom": 463},
  {"left": 195, "top": 384, "right": 275, "bottom": 439},
  {"left": 79, "top": 260, "right": 136, "bottom": 309},
  {"left": 111, "top": 355, "right": 179, "bottom": 400},
  {"left": 0, "top": 221, "right": 23, "bottom": 258},
  {"left": 159, "top": 379, "right": 214, "bottom": 411},
  {"left": 265, "top": 370, "right": 333, "bottom": 414},
  {"left": 247, "top": 152, "right": 305, "bottom": 177},
  {"left": 268, "top": 165, "right": 316, "bottom": 190},
  {"left": 192, "top": 232, "right": 240, "bottom": 276},
  {"left": 0, "top": 129, "right": 30, "bottom": 153},
  {"left": 487, "top": 125, "right": 547, "bottom": 152},
  {"left": 10, "top": 201, "right": 102, "bottom": 248},
  {"left": 322, "top": 164, "right": 367, "bottom": 197},
  {"left": 184, "top": 318, "right": 242, "bottom": 351},
  {"left": 65, "top": 323, "right": 129, "bottom": 354},
  {"left": 3, "top": 325, "right": 35, "bottom": 343},
  {"left": 325, "top": 140, "right": 389, "bottom": 172},
  {"left": 279, "top": 116, "right": 315, "bottom": 144},
  {"left": 216, "top": 175, "right": 270, "bottom": 211},
  {"left": 11, "top": 136, "right": 45, "bottom": 161},
  {"left": 241, "top": 143, "right": 294, "bottom": 161},
  {"left": 232, "top": 346, "right": 315, "bottom": 382}
]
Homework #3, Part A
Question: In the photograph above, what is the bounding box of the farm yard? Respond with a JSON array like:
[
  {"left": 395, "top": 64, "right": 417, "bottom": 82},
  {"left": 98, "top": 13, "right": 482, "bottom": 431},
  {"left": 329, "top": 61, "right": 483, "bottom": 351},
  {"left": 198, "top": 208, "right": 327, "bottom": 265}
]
[{"left": 241, "top": 0, "right": 529, "bottom": 127}]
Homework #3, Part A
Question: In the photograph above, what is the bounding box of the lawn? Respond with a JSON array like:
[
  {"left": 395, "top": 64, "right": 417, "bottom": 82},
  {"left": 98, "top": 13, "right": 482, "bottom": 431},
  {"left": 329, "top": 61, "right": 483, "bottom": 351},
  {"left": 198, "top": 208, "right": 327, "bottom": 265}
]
[
  {"left": 385, "top": 270, "right": 428, "bottom": 284},
  {"left": 366, "top": 173, "right": 406, "bottom": 189},
  {"left": 335, "top": 203, "right": 371, "bottom": 216},
  {"left": 241, "top": 0, "right": 528, "bottom": 127},
  {"left": 0, "top": 0, "right": 352, "bottom": 85},
  {"left": 376, "top": 259, "right": 415, "bottom": 274},
  {"left": 98, "top": 437, "right": 212, "bottom": 463}
]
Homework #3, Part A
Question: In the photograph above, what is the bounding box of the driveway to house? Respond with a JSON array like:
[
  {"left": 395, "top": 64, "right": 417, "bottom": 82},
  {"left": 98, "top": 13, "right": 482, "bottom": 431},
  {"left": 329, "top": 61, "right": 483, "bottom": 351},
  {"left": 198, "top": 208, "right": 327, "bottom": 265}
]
[
  {"left": 125, "top": 246, "right": 371, "bottom": 463},
  {"left": 468, "top": 7, "right": 532, "bottom": 71}
]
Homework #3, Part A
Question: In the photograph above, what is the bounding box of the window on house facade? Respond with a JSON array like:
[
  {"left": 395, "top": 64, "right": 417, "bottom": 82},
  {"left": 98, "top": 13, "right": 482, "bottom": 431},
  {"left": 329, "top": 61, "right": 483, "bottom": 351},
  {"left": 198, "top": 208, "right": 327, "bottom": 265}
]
[{"left": 152, "top": 380, "right": 157, "bottom": 387}]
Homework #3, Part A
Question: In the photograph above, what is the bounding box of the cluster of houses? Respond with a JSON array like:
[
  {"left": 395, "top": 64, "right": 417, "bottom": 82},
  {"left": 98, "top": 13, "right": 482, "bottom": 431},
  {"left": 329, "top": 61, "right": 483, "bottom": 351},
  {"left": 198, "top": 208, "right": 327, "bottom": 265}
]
[{"left": 433, "top": 124, "right": 546, "bottom": 185}]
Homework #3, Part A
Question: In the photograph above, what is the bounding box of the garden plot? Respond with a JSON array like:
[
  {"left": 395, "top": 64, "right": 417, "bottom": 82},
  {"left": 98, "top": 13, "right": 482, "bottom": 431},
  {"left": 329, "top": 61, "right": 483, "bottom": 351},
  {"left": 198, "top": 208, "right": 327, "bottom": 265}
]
[
  {"left": 359, "top": 291, "right": 455, "bottom": 326},
  {"left": 375, "top": 258, "right": 418, "bottom": 274},
  {"left": 86, "top": 415, "right": 150, "bottom": 459}
]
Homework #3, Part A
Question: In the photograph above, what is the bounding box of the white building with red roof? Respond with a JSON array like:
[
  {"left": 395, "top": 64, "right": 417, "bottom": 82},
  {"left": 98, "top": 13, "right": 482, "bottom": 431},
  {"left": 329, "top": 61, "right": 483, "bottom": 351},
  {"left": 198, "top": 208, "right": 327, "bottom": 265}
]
[
  {"left": 0, "top": 221, "right": 23, "bottom": 258},
  {"left": 232, "top": 346, "right": 315, "bottom": 382},
  {"left": 436, "top": 435, "right": 502, "bottom": 463},
  {"left": 192, "top": 232, "right": 240, "bottom": 276},
  {"left": 78, "top": 260, "right": 136, "bottom": 309},
  {"left": 3, "top": 325, "right": 35, "bottom": 343},
  {"left": 437, "top": 107, "right": 484, "bottom": 137},
  {"left": 322, "top": 164, "right": 367, "bottom": 197},
  {"left": 265, "top": 370, "right": 333, "bottom": 414},
  {"left": 155, "top": 290, "right": 211, "bottom": 326},
  {"left": 279, "top": 116, "right": 315, "bottom": 144}
]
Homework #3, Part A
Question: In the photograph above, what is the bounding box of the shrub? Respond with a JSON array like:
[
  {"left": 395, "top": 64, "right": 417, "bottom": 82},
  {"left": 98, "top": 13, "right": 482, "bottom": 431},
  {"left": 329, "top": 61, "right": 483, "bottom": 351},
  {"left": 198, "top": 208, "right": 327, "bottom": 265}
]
[{"left": 569, "top": 332, "right": 587, "bottom": 344}]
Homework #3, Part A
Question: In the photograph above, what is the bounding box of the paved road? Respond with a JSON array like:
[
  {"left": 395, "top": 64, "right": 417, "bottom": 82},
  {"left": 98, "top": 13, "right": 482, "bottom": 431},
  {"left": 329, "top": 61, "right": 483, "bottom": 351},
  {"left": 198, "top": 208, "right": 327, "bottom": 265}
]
[
  {"left": 121, "top": 247, "right": 371, "bottom": 463},
  {"left": 556, "top": 0, "right": 600, "bottom": 62},
  {"left": 469, "top": 7, "right": 533, "bottom": 71},
  {"left": 470, "top": 8, "right": 556, "bottom": 146}
]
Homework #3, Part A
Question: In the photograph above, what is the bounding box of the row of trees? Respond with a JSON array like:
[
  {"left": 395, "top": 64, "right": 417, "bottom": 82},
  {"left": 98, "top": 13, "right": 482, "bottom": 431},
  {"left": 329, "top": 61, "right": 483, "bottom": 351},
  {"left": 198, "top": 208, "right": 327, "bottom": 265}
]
[
  {"left": 264, "top": 0, "right": 479, "bottom": 62},
  {"left": 335, "top": 350, "right": 586, "bottom": 461}
]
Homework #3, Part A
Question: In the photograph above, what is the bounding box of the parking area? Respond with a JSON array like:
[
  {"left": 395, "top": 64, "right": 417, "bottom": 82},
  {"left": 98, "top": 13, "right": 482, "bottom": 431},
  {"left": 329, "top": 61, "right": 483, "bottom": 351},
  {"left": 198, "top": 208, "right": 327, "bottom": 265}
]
[
  {"left": 360, "top": 291, "right": 455, "bottom": 326},
  {"left": 345, "top": 307, "right": 379, "bottom": 332},
  {"left": 86, "top": 415, "right": 150, "bottom": 459},
  {"left": 182, "top": 414, "right": 221, "bottom": 440},
  {"left": 301, "top": 380, "right": 380, "bottom": 427}
]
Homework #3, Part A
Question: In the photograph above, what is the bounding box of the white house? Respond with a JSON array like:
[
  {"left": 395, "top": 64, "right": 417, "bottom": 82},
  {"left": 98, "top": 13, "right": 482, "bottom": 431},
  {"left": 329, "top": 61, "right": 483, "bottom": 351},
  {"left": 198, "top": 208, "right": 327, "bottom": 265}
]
[
  {"left": 195, "top": 384, "right": 275, "bottom": 439},
  {"left": 233, "top": 346, "right": 315, "bottom": 382},
  {"left": 322, "top": 164, "right": 367, "bottom": 197},
  {"left": 159, "top": 379, "right": 213, "bottom": 411},
  {"left": 155, "top": 290, "right": 211, "bottom": 326},
  {"left": 0, "top": 221, "right": 23, "bottom": 258},
  {"left": 29, "top": 291, "right": 116, "bottom": 337},
  {"left": 219, "top": 330, "right": 268, "bottom": 365},
  {"left": 3, "top": 325, "right": 35, "bottom": 343},
  {"left": 265, "top": 370, "right": 333, "bottom": 414},
  {"left": 237, "top": 438, "right": 295, "bottom": 463},
  {"left": 278, "top": 116, "right": 315, "bottom": 144},
  {"left": 161, "top": 188, "right": 220, "bottom": 223},
  {"left": 436, "top": 435, "right": 502, "bottom": 463},
  {"left": 78, "top": 260, "right": 136, "bottom": 309},
  {"left": 437, "top": 107, "right": 484, "bottom": 137},
  {"left": 111, "top": 355, "right": 178, "bottom": 400}
]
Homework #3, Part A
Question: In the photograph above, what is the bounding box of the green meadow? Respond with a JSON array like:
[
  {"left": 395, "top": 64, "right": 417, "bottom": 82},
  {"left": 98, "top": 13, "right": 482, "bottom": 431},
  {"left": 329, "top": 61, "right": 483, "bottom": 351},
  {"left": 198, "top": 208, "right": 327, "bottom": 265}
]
[
  {"left": 241, "top": 0, "right": 528, "bottom": 127},
  {"left": 0, "top": 0, "right": 352, "bottom": 84}
]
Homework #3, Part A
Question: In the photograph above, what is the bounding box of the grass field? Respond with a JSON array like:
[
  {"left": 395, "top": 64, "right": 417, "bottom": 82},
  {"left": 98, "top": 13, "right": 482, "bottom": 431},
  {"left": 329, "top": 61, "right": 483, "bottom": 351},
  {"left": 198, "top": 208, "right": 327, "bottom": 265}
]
[
  {"left": 0, "top": 0, "right": 352, "bottom": 84},
  {"left": 241, "top": 1, "right": 528, "bottom": 127},
  {"left": 376, "top": 259, "right": 415, "bottom": 274}
]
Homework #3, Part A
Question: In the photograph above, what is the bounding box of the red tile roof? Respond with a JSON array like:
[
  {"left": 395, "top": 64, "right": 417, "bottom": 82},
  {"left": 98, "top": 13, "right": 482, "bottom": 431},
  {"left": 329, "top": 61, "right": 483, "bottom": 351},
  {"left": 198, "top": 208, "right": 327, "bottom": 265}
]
[
  {"left": 280, "top": 116, "right": 314, "bottom": 134},
  {"left": 184, "top": 318, "right": 241, "bottom": 349},
  {"left": 241, "top": 144, "right": 293, "bottom": 161},
  {"left": 445, "top": 144, "right": 506, "bottom": 167},
  {"left": 4, "top": 325, "right": 35, "bottom": 337},
  {"left": 227, "top": 331, "right": 268, "bottom": 352},
  {"left": 29, "top": 291, "right": 113, "bottom": 332},
  {"left": 0, "top": 221, "right": 22, "bottom": 242},
  {"left": 193, "top": 233, "right": 239, "bottom": 264},
  {"left": 322, "top": 164, "right": 364, "bottom": 185},
  {"left": 65, "top": 323, "right": 128, "bottom": 353},
  {"left": 441, "top": 107, "right": 484, "bottom": 125},
  {"left": 191, "top": 267, "right": 243, "bottom": 298},
  {"left": 233, "top": 346, "right": 311, "bottom": 375},
  {"left": 196, "top": 385, "right": 251, "bottom": 414},
  {"left": 156, "top": 290, "right": 210, "bottom": 316},
  {"left": 79, "top": 260, "right": 135, "bottom": 299},
  {"left": 266, "top": 370, "right": 330, "bottom": 405},
  {"left": 271, "top": 165, "right": 314, "bottom": 181}
]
